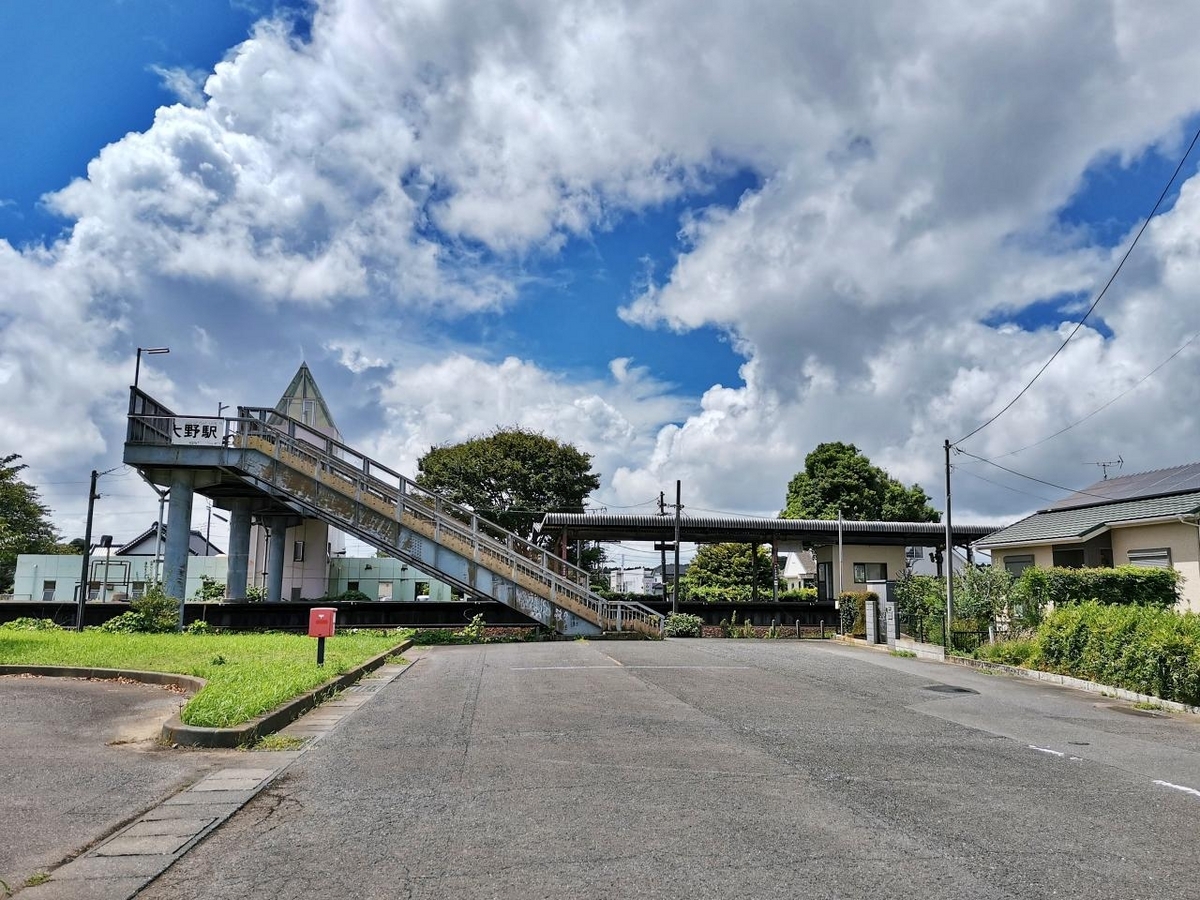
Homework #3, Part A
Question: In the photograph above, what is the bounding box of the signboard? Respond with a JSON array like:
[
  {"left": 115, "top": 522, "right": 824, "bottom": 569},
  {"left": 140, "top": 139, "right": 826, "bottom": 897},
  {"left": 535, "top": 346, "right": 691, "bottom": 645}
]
[{"left": 170, "top": 418, "right": 223, "bottom": 446}]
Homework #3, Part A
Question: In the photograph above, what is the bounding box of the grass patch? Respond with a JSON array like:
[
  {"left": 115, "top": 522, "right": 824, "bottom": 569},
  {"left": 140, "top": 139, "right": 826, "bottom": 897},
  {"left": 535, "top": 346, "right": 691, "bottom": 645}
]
[
  {"left": 889, "top": 649, "right": 917, "bottom": 658},
  {"left": 1133, "top": 701, "right": 1165, "bottom": 711},
  {"left": 0, "top": 630, "right": 402, "bottom": 728},
  {"left": 24, "top": 873, "right": 50, "bottom": 887},
  {"left": 253, "top": 733, "right": 308, "bottom": 751}
]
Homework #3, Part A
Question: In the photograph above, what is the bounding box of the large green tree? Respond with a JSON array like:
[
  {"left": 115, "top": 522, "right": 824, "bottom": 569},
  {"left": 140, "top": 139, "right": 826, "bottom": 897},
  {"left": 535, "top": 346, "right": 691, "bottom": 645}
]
[
  {"left": 0, "top": 454, "right": 62, "bottom": 590},
  {"left": 682, "top": 542, "right": 775, "bottom": 602},
  {"left": 781, "top": 442, "right": 939, "bottom": 522},
  {"left": 415, "top": 428, "right": 601, "bottom": 544}
]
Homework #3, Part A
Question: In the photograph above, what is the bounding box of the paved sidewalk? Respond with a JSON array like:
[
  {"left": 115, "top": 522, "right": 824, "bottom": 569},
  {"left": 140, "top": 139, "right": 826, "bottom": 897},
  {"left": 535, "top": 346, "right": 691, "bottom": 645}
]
[{"left": 12, "top": 660, "right": 414, "bottom": 900}]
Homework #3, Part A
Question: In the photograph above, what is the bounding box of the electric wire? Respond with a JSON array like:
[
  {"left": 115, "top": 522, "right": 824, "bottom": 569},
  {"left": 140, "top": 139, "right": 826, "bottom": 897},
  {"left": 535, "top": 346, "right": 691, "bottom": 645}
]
[
  {"left": 954, "top": 467, "right": 1057, "bottom": 504},
  {"left": 954, "top": 447, "right": 1114, "bottom": 503},
  {"left": 979, "top": 326, "right": 1200, "bottom": 460},
  {"left": 956, "top": 123, "right": 1200, "bottom": 446}
]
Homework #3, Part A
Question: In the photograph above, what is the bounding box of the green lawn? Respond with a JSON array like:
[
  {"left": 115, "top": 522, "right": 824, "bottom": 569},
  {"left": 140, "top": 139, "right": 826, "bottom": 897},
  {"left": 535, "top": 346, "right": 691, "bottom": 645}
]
[{"left": 0, "top": 629, "right": 404, "bottom": 728}]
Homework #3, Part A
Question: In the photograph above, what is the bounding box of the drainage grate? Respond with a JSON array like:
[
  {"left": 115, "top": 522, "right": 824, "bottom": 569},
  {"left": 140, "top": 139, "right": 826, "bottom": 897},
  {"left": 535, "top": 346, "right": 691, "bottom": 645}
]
[
  {"left": 923, "top": 684, "right": 978, "bottom": 695},
  {"left": 344, "top": 684, "right": 381, "bottom": 694}
]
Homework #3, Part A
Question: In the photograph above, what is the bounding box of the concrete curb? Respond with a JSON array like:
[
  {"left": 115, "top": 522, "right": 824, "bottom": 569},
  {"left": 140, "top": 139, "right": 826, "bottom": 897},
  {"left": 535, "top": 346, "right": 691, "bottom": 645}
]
[
  {"left": 0, "top": 665, "right": 206, "bottom": 694},
  {"left": 161, "top": 639, "right": 413, "bottom": 748},
  {"left": 0, "top": 639, "right": 413, "bottom": 749},
  {"left": 944, "top": 654, "right": 1200, "bottom": 716}
]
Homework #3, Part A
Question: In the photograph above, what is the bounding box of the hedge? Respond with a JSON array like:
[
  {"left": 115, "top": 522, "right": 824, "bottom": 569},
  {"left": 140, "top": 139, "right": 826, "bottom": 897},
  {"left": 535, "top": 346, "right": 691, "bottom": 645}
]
[
  {"left": 1033, "top": 601, "right": 1200, "bottom": 705},
  {"left": 1015, "top": 565, "right": 1179, "bottom": 610}
]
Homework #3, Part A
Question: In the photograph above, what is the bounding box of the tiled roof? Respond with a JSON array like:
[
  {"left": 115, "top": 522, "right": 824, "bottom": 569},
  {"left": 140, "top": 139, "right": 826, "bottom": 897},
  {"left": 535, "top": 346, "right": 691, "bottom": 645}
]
[
  {"left": 978, "top": 491, "right": 1200, "bottom": 548},
  {"left": 1050, "top": 460, "right": 1200, "bottom": 511}
]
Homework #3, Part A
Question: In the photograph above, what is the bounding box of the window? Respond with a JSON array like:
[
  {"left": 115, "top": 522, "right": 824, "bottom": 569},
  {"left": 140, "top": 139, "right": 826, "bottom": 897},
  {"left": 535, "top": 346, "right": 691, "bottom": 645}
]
[
  {"left": 1003, "top": 554, "right": 1034, "bottom": 576},
  {"left": 290, "top": 587, "right": 302, "bottom": 601},
  {"left": 1128, "top": 548, "right": 1172, "bottom": 568},
  {"left": 301, "top": 400, "right": 315, "bottom": 425},
  {"left": 293, "top": 540, "right": 305, "bottom": 562},
  {"left": 41, "top": 580, "right": 56, "bottom": 602},
  {"left": 131, "top": 582, "right": 145, "bottom": 600},
  {"left": 1052, "top": 546, "right": 1085, "bottom": 568},
  {"left": 347, "top": 581, "right": 359, "bottom": 592},
  {"left": 853, "top": 562, "right": 887, "bottom": 583}
]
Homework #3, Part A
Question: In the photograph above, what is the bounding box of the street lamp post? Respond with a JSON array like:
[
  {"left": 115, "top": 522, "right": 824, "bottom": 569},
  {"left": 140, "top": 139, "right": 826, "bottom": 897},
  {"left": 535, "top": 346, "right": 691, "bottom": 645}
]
[{"left": 133, "top": 346, "right": 170, "bottom": 391}]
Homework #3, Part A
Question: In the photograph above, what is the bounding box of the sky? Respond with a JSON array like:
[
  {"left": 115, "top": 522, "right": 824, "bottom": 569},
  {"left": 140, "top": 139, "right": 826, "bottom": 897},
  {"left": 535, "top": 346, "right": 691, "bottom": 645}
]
[{"left": 4, "top": 0, "right": 1200, "bottom": 564}]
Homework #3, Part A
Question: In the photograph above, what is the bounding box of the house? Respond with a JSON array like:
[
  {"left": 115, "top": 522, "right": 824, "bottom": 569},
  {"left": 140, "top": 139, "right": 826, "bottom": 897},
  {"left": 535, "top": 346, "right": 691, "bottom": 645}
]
[
  {"left": 976, "top": 462, "right": 1200, "bottom": 612},
  {"left": 780, "top": 550, "right": 817, "bottom": 591}
]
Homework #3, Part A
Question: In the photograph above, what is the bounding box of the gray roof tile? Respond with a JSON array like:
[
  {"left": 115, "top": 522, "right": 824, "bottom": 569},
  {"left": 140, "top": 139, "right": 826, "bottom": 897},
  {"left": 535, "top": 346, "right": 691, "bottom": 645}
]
[{"left": 979, "top": 491, "right": 1200, "bottom": 547}]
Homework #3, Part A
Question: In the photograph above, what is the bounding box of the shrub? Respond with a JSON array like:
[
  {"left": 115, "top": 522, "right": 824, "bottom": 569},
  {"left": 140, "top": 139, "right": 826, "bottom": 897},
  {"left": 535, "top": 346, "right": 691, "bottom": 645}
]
[
  {"left": 1035, "top": 601, "right": 1200, "bottom": 705},
  {"left": 244, "top": 585, "right": 267, "bottom": 602},
  {"left": 839, "top": 591, "right": 878, "bottom": 637},
  {"left": 192, "top": 575, "right": 226, "bottom": 602},
  {"left": 456, "top": 613, "right": 486, "bottom": 643},
  {"left": 1016, "top": 565, "right": 1179, "bottom": 611},
  {"left": 185, "top": 620, "right": 212, "bottom": 635},
  {"left": 99, "top": 584, "right": 178, "bottom": 633},
  {"left": 664, "top": 613, "right": 704, "bottom": 637},
  {"left": 778, "top": 588, "right": 818, "bottom": 602},
  {"left": 974, "top": 638, "right": 1040, "bottom": 667},
  {"left": 1, "top": 617, "right": 62, "bottom": 631}
]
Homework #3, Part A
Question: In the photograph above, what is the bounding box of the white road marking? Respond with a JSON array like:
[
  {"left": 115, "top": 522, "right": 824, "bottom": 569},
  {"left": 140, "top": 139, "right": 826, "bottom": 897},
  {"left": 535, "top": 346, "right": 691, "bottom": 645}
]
[
  {"left": 510, "top": 665, "right": 754, "bottom": 671},
  {"left": 1028, "top": 745, "right": 1065, "bottom": 757},
  {"left": 1154, "top": 780, "right": 1200, "bottom": 799}
]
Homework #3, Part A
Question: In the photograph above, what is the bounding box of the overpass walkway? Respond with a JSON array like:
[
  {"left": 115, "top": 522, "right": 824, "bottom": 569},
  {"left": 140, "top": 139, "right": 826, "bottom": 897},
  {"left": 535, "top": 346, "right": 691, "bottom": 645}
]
[{"left": 123, "top": 390, "right": 662, "bottom": 637}]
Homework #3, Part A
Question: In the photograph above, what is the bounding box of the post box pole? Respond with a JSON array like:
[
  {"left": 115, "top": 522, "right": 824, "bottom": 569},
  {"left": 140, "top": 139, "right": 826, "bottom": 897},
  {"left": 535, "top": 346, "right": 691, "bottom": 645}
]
[{"left": 317, "top": 636, "right": 326, "bottom": 667}]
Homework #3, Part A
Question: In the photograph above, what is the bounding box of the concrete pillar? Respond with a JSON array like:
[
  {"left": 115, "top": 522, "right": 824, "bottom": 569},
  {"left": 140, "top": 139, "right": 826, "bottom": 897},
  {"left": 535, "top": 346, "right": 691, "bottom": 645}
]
[
  {"left": 163, "top": 470, "right": 195, "bottom": 604},
  {"left": 164, "top": 472, "right": 194, "bottom": 632},
  {"left": 226, "top": 500, "right": 252, "bottom": 600},
  {"left": 266, "top": 517, "right": 288, "bottom": 603}
]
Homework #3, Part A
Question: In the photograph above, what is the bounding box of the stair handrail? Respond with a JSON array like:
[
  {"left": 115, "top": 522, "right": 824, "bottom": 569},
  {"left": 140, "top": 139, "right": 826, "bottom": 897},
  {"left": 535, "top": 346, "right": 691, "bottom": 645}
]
[{"left": 230, "top": 407, "right": 610, "bottom": 622}]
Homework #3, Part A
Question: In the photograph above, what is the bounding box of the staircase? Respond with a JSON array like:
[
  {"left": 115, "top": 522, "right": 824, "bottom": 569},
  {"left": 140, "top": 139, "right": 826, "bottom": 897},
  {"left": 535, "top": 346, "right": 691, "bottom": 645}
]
[{"left": 125, "top": 393, "right": 663, "bottom": 637}]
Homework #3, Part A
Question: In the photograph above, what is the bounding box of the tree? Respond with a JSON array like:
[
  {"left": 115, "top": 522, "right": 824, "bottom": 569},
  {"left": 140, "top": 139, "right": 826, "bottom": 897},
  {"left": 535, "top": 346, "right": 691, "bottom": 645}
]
[
  {"left": 781, "top": 442, "right": 939, "bottom": 522},
  {"left": 682, "top": 543, "right": 775, "bottom": 602},
  {"left": 0, "top": 454, "right": 62, "bottom": 590},
  {"left": 415, "top": 428, "right": 601, "bottom": 545}
]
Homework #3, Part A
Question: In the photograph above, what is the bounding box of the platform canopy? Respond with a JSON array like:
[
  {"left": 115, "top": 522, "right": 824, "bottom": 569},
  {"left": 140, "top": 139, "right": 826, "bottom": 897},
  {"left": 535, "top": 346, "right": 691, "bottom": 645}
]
[{"left": 537, "top": 513, "right": 996, "bottom": 548}]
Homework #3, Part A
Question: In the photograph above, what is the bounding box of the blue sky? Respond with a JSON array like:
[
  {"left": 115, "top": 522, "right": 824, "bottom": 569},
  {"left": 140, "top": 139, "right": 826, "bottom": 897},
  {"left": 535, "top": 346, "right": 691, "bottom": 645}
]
[{"left": 4, "top": 0, "right": 1200, "bottom": 548}]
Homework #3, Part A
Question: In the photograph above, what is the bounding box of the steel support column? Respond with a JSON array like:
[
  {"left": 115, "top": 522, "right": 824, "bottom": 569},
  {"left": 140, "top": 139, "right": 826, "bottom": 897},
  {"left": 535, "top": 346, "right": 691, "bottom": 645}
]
[{"left": 226, "top": 499, "right": 252, "bottom": 599}]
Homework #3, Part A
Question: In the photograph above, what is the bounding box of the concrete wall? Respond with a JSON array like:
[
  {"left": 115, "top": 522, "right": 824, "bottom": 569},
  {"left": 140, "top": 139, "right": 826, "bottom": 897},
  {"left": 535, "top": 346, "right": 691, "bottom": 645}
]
[
  {"left": 11, "top": 554, "right": 226, "bottom": 602},
  {"left": 248, "top": 518, "right": 338, "bottom": 601},
  {"left": 327, "top": 557, "right": 452, "bottom": 602}
]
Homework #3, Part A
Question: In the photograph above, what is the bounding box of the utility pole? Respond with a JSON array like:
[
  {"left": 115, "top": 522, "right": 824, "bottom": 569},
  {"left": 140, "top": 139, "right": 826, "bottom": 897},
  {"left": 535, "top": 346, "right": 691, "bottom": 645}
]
[
  {"left": 943, "top": 439, "right": 955, "bottom": 651},
  {"left": 75, "top": 470, "right": 99, "bottom": 631},
  {"left": 673, "top": 480, "right": 682, "bottom": 614},
  {"left": 658, "top": 491, "right": 668, "bottom": 603}
]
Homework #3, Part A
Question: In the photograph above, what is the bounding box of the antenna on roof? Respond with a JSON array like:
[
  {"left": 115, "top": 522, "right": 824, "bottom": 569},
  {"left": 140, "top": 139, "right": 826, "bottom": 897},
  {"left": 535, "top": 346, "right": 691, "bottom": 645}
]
[{"left": 1089, "top": 455, "right": 1123, "bottom": 480}]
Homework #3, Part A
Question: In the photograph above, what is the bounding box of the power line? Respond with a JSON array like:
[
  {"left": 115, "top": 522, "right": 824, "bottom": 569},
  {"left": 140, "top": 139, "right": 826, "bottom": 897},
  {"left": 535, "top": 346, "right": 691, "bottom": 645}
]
[
  {"left": 954, "top": 466, "right": 1057, "bottom": 504},
  {"left": 953, "top": 447, "right": 1114, "bottom": 503},
  {"left": 982, "top": 326, "right": 1200, "bottom": 460},
  {"left": 956, "top": 122, "right": 1200, "bottom": 446}
]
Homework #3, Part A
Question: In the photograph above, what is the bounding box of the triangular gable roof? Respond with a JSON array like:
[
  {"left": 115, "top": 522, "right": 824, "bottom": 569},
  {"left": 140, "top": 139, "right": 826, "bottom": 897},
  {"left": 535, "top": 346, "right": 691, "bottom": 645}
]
[
  {"left": 274, "top": 362, "right": 341, "bottom": 438},
  {"left": 115, "top": 523, "right": 223, "bottom": 557}
]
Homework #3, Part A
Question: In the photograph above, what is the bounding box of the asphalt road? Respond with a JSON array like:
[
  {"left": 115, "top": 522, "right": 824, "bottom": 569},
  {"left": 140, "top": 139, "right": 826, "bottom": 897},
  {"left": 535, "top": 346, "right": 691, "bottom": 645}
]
[
  {"left": 134, "top": 639, "right": 1200, "bottom": 900},
  {"left": 0, "top": 675, "right": 235, "bottom": 892}
]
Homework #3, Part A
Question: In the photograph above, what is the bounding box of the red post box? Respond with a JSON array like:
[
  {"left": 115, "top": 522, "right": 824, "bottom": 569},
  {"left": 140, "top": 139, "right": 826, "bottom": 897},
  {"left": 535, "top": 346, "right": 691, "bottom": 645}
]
[{"left": 309, "top": 607, "right": 337, "bottom": 638}]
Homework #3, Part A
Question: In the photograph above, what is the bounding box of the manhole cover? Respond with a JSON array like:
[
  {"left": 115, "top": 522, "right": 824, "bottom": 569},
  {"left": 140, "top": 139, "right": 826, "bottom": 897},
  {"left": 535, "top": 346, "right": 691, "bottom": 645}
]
[{"left": 923, "top": 684, "right": 978, "bottom": 695}]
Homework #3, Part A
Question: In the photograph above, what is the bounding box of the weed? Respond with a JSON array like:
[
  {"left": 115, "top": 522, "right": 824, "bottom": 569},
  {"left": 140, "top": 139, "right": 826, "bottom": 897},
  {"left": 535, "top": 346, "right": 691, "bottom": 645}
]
[
  {"left": 1133, "top": 701, "right": 1165, "bottom": 711},
  {"left": 24, "top": 873, "right": 50, "bottom": 887},
  {"left": 254, "top": 734, "right": 307, "bottom": 751},
  {"left": 890, "top": 649, "right": 917, "bottom": 658},
  {"left": 210, "top": 655, "right": 227, "bottom": 666}
]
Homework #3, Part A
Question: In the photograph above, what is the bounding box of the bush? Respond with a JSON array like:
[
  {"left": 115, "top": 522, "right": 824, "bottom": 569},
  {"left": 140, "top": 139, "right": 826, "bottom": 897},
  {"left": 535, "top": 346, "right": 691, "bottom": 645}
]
[
  {"left": 192, "top": 575, "right": 226, "bottom": 602},
  {"left": 99, "top": 584, "right": 178, "bottom": 633},
  {"left": 185, "top": 620, "right": 212, "bottom": 634},
  {"left": 1, "top": 617, "right": 63, "bottom": 631},
  {"left": 1016, "top": 565, "right": 1179, "bottom": 611},
  {"left": 1035, "top": 601, "right": 1200, "bottom": 705},
  {"left": 839, "top": 591, "right": 877, "bottom": 637},
  {"left": 975, "top": 638, "right": 1040, "bottom": 667},
  {"left": 664, "top": 613, "right": 704, "bottom": 637},
  {"left": 778, "top": 588, "right": 818, "bottom": 602},
  {"left": 323, "top": 589, "right": 373, "bottom": 603}
]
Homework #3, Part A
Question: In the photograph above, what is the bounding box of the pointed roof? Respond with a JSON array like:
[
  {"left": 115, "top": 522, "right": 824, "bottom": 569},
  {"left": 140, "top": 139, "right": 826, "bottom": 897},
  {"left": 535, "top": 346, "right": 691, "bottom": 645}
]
[{"left": 274, "top": 362, "right": 341, "bottom": 439}]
